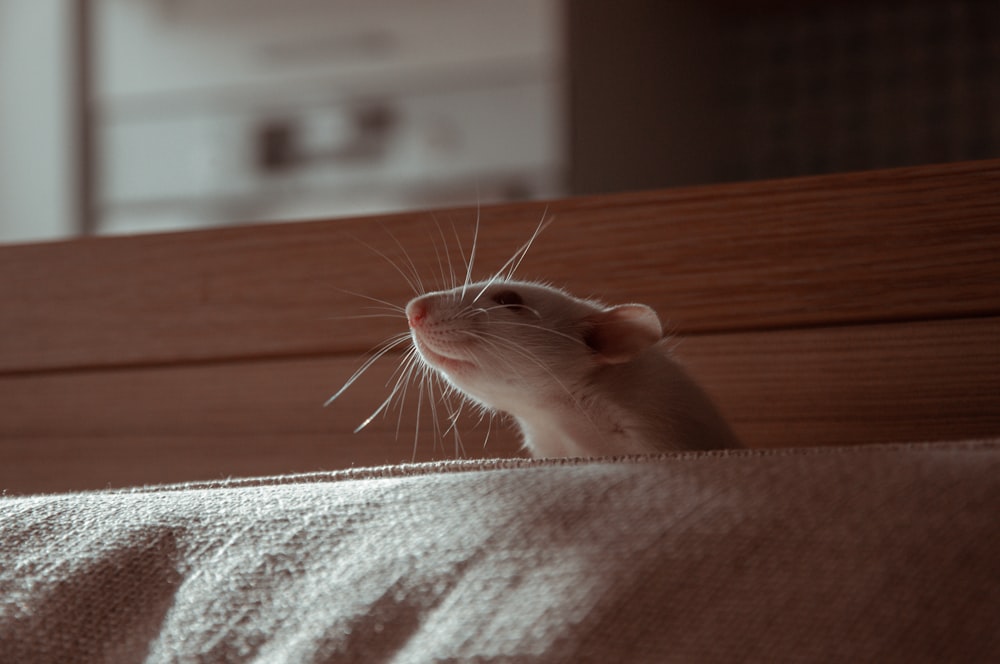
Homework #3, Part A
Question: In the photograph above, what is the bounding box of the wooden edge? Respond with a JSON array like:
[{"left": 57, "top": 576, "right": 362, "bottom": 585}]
[{"left": 2, "top": 159, "right": 999, "bottom": 373}]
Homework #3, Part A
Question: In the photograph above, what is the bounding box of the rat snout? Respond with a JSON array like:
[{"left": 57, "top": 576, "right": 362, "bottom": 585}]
[{"left": 406, "top": 298, "right": 429, "bottom": 329}]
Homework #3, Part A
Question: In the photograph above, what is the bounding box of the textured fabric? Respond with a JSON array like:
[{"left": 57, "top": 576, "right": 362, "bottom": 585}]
[{"left": 1, "top": 442, "right": 998, "bottom": 663}]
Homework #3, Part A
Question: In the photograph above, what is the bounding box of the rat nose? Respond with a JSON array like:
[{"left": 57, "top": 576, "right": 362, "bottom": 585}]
[{"left": 406, "top": 299, "right": 428, "bottom": 328}]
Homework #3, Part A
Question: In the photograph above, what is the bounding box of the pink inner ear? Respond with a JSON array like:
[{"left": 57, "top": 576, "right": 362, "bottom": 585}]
[{"left": 585, "top": 304, "right": 663, "bottom": 364}]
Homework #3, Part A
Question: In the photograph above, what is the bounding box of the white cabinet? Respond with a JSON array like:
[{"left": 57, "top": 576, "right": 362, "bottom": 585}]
[{"left": 95, "top": 0, "right": 565, "bottom": 234}]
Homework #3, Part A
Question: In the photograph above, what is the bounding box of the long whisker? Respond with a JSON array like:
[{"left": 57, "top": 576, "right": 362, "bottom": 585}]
[
  {"left": 392, "top": 350, "right": 422, "bottom": 440},
  {"left": 428, "top": 223, "right": 448, "bottom": 292},
  {"left": 449, "top": 216, "right": 469, "bottom": 286},
  {"left": 343, "top": 303, "right": 406, "bottom": 316},
  {"left": 494, "top": 213, "right": 547, "bottom": 283},
  {"left": 379, "top": 222, "right": 426, "bottom": 296},
  {"left": 373, "top": 351, "right": 420, "bottom": 436},
  {"left": 460, "top": 304, "right": 543, "bottom": 320},
  {"left": 435, "top": 381, "right": 467, "bottom": 457},
  {"left": 354, "top": 346, "right": 421, "bottom": 435},
  {"left": 349, "top": 236, "right": 421, "bottom": 297},
  {"left": 490, "top": 320, "right": 589, "bottom": 347},
  {"left": 336, "top": 288, "right": 406, "bottom": 313},
  {"left": 448, "top": 397, "right": 467, "bottom": 458},
  {"left": 324, "top": 333, "right": 411, "bottom": 406},
  {"left": 462, "top": 203, "right": 480, "bottom": 297},
  {"left": 506, "top": 206, "right": 551, "bottom": 281},
  {"left": 324, "top": 313, "right": 404, "bottom": 321},
  {"left": 459, "top": 305, "right": 585, "bottom": 349},
  {"left": 383, "top": 343, "right": 418, "bottom": 392},
  {"left": 441, "top": 395, "right": 462, "bottom": 438},
  {"left": 474, "top": 211, "right": 552, "bottom": 302},
  {"left": 412, "top": 375, "right": 426, "bottom": 462},
  {"left": 437, "top": 376, "right": 462, "bottom": 456},
  {"left": 425, "top": 370, "right": 444, "bottom": 455},
  {"left": 354, "top": 377, "right": 403, "bottom": 433},
  {"left": 431, "top": 214, "right": 458, "bottom": 291},
  {"left": 482, "top": 412, "right": 494, "bottom": 450}
]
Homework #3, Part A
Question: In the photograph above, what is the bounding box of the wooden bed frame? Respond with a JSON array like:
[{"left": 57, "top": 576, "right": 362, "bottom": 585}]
[{"left": 2, "top": 159, "right": 999, "bottom": 494}]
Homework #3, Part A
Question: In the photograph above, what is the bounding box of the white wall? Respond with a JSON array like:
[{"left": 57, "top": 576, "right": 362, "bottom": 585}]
[{"left": 0, "top": 0, "right": 74, "bottom": 243}]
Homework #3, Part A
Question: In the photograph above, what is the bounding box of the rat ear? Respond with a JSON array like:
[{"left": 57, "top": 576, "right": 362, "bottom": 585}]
[{"left": 584, "top": 304, "right": 663, "bottom": 364}]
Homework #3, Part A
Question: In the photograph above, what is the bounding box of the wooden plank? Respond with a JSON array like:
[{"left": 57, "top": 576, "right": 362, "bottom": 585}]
[
  {"left": 2, "top": 159, "right": 999, "bottom": 373},
  {"left": 4, "top": 317, "right": 997, "bottom": 494},
  {"left": 0, "top": 354, "right": 522, "bottom": 451},
  {"left": 0, "top": 355, "right": 525, "bottom": 493},
  {"left": 1, "top": 435, "right": 355, "bottom": 495},
  {"left": 0, "top": 434, "right": 525, "bottom": 496},
  {"left": 679, "top": 317, "right": 1000, "bottom": 448}
]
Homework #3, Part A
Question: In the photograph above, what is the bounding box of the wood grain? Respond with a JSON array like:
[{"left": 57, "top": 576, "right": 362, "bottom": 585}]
[
  {"left": 680, "top": 317, "right": 1000, "bottom": 448},
  {"left": 2, "top": 159, "right": 999, "bottom": 374},
  {"left": 0, "top": 434, "right": 525, "bottom": 496},
  {"left": 4, "top": 316, "right": 997, "bottom": 494}
]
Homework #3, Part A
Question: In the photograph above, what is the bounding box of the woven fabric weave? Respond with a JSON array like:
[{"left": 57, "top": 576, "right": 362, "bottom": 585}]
[{"left": 2, "top": 442, "right": 998, "bottom": 663}]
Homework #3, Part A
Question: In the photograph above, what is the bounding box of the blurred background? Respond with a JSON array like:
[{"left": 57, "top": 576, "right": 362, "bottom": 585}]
[{"left": 1, "top": 0, "right": 997, "bottom": 244}]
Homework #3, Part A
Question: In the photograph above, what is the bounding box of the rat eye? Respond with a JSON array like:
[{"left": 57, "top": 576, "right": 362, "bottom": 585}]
[{"left": 492, "top": 290, "right": 524, "bottom": 309}]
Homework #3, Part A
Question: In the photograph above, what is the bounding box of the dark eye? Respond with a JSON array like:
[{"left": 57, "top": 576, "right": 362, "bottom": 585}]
[{"left": 492, "top": 290, "right": 524, "bottom": 308}]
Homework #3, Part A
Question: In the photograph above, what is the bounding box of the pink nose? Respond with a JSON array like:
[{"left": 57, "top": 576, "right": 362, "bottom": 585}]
[{"left": 406, "top": 300, "right": 427, "bottom": 328}]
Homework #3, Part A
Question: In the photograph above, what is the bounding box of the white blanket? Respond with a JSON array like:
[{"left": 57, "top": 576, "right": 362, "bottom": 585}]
[{"left": 2, "top": 442, "right": 998, "bottom": 662}]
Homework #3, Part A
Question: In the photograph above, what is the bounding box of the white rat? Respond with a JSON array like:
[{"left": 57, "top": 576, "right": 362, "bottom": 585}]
[
  {"left": 329, "top": 219, "right": 741, "bottom": 458},
  {"left": 404, "top": 279, "right": 741, "bottom": 457}
]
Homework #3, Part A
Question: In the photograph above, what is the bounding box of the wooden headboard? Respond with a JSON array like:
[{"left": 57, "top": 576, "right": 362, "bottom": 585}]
[{"left": 3, "top": 160, "right": 999, "bottom": 494}]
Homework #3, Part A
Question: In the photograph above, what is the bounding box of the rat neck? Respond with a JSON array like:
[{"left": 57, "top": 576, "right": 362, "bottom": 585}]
[
  {"left": 508, "top": 347, "right": 740, "bottom": 457},
  {"left": 513, "top": 412, "right": 601, "bottom": 458},
  {"left": 509, "top": 382, "right": 652, "bottom": 458}
]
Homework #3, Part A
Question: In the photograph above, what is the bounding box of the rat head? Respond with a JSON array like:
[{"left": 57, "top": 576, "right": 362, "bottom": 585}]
[{"left": 405, "top": 279, "right": 664, "bottom": 413}]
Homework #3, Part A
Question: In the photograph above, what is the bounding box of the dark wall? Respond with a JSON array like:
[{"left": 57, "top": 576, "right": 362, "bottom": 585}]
[
  {"left": 567, "top": 2, "right": 733, "bottom": 194},
  {"left": 567, "top": 0, "right": 1000, "bottom": 194}
]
